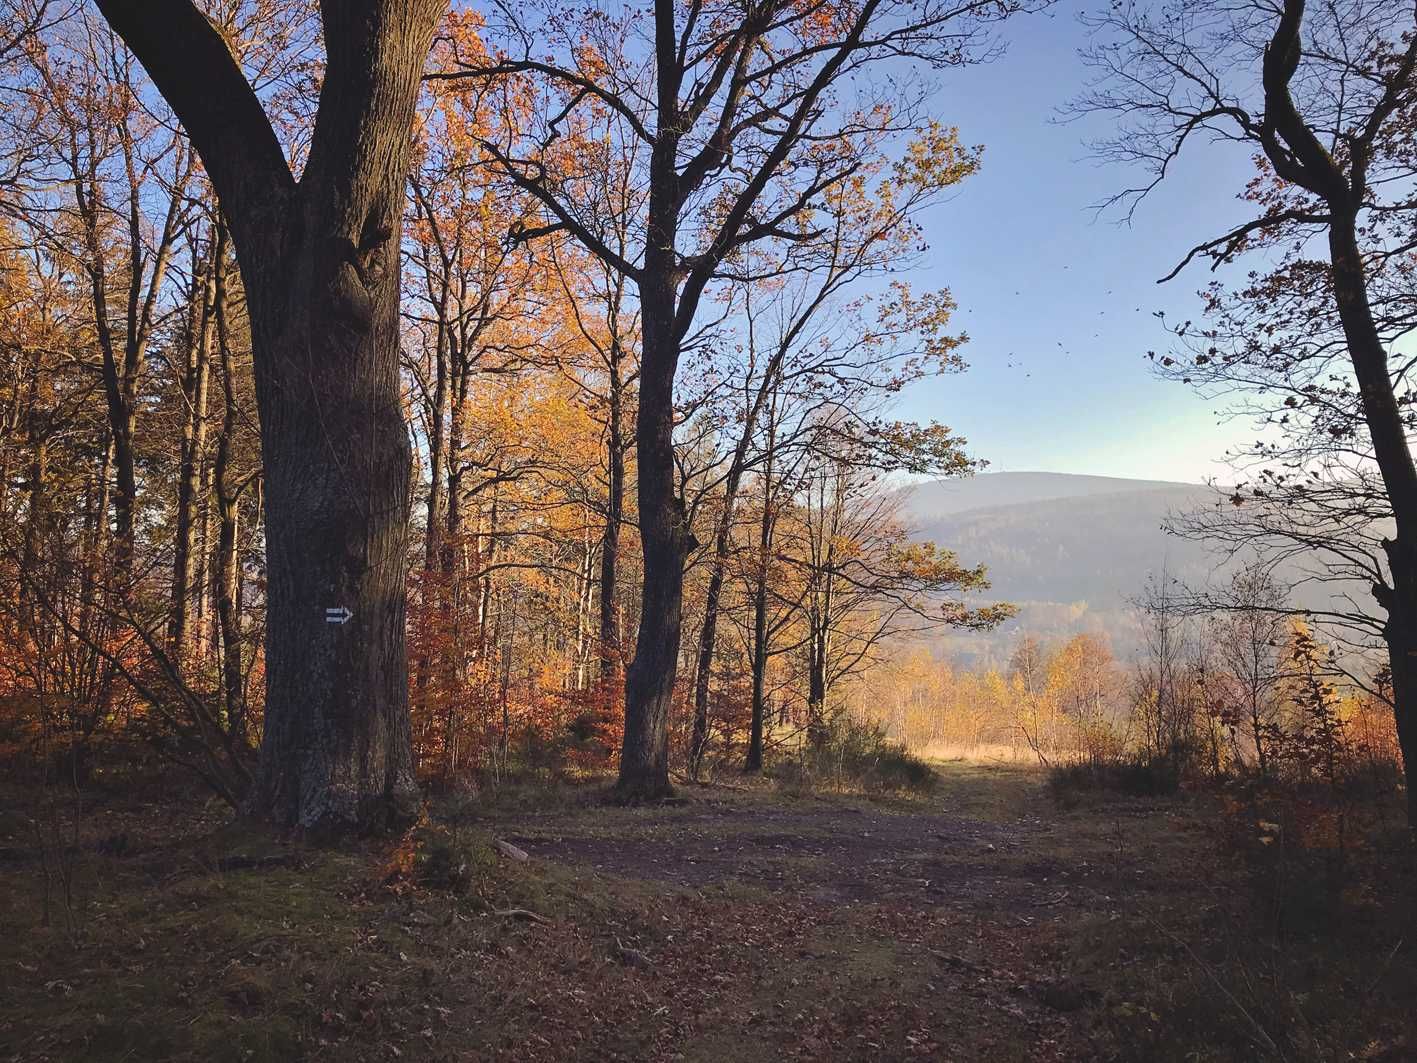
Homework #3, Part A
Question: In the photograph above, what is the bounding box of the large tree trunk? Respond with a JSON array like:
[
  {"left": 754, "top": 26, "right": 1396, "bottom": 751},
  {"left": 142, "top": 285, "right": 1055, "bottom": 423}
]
[
  {"left": 615, "top": 8, "right": 696, "bottom": 799},
  {"left": 240, "top": 199, "right": 419, "bottom": 831},
  {"left": 1384, "top": 615, "right": 1417, "bottom": 826},
  {"left": 618, "top": 271, "right": 693, "bottom": 799},
  {"left": 97, "top": 0, "right": 443, "bottom": 835}
]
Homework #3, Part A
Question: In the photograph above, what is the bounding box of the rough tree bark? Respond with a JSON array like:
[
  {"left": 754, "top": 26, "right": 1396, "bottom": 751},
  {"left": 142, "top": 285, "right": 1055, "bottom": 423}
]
[
  {"left": 96, "top": 0, "right": 444, "bottom": 834},
  {"left": 618, "top": 246, "right": 695, "bottom": 799}
]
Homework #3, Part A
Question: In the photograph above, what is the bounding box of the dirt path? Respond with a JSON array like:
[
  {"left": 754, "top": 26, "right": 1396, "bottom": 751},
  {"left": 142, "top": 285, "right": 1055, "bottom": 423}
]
[
  {"left": 1, "top": 764, "right": 1234, "bottom": 1062},
  {"left": 441, "top": 765, "right": 1208, "bottom": 1061},
  {"left": 496, "top": 794, "right": 1057, "bottom": 908}
]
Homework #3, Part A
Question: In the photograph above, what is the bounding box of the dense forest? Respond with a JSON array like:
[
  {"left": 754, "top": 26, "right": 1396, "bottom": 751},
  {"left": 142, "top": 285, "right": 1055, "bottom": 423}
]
[
  {"left": 1, "top": 1, "right": 1415, "bottom": 1060},
  {"left": 0, "top": 0, "right": 1017, "bottom": 819}
]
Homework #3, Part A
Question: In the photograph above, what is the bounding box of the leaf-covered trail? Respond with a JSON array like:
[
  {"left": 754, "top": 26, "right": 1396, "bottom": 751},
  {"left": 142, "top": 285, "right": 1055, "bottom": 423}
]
[
  {"left": 0, "top": 763, "right": 1224, "bottom": 1062},
  {"left": 445, "top": 763, "right": 1212, "bottom": 1061}
]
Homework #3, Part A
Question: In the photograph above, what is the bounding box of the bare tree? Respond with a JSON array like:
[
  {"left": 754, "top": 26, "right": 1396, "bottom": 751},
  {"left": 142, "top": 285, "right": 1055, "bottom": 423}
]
[
  {"left": 1132, "top": 571, "right": 1205, "bottom": 770},
  {"left": 1209, "top": 563, "right": 1289, "bottom": 775},
  {"left": 1076, "top": 0, "right": 1417, "bottom": 822}
]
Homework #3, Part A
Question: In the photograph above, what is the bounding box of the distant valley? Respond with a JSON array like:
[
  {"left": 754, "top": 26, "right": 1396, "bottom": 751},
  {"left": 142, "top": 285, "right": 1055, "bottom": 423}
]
[{"left": 901, "top": 472, "right": 1246, "bottom": 665}]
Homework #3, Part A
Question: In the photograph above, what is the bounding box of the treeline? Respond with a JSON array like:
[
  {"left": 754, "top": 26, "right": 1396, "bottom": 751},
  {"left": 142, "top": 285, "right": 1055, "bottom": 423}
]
[
  {"left": 4, "top": 0, "right": 1417, "bottom": 835},
  {"left": 863, "top": 567, "right": 1402, "bottom": 793},
  {"left": 0, "top": 1, "right": 1013, "bottom": 808}
]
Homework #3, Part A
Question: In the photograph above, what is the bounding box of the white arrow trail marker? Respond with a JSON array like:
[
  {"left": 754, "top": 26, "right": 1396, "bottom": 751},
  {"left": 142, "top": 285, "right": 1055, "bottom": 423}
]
[{"left": 325, "top": 606, "right": 353, "bottom": 625}]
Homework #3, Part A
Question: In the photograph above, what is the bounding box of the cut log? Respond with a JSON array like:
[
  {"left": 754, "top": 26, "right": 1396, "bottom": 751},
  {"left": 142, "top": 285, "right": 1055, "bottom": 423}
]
[
  {"left": 493, "top": 839, "right": 529, "bottom": 862},
  {"left": 492, "top": 907, "right": 548, "bottom": 924}
]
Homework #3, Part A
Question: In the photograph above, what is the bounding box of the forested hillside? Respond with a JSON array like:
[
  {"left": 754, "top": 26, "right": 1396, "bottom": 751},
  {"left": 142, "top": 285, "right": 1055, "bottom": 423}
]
[
  {"left": 902, "top": 473, "right": 1214, "bottom": 660},
  {"left": 902, "top": 473, "right": 1380, "bottom": 663}
]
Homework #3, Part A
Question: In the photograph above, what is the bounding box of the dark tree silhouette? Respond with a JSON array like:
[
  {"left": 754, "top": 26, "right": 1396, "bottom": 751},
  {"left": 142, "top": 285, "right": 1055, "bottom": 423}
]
[
  {"left": 1077, "top": 0, "right": 1417, "bottom": 824},
  {"left": 95, "top": 0, "right": 445, "bottom": 834}
]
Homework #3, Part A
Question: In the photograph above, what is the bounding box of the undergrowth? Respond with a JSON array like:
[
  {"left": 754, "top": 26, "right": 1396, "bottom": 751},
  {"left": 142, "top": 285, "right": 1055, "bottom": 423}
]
[{"left": 768, "top": 713, "right": 938, "bottom": 796}]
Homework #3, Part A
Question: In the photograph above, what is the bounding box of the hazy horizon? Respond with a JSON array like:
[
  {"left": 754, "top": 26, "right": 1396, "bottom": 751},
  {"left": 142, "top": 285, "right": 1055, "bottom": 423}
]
[{"left": 889, "top": 1, "right": 1264, "bottom": 485}]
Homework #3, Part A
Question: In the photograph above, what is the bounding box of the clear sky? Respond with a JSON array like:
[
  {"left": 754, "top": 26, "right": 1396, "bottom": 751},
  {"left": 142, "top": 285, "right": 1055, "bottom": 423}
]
[{"left": 894, "top": 1, "right": 1263, "bottom": 484}]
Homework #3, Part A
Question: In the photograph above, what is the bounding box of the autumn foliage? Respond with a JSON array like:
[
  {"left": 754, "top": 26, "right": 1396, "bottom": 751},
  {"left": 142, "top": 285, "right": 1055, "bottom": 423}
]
[{"left": 0, "top": 2, "right": 1017, "bottom": 801}]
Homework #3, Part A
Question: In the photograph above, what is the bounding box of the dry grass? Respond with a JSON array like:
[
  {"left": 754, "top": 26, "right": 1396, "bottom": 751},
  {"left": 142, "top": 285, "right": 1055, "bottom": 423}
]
[{"left": 915, "top": 740, "right": 1042, "bottom": 765}]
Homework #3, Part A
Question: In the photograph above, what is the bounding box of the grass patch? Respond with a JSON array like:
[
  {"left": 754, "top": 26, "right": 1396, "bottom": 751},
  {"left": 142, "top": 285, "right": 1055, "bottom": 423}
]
[{"left": 768, "top": 714, "right": 939, "bottom": 797}]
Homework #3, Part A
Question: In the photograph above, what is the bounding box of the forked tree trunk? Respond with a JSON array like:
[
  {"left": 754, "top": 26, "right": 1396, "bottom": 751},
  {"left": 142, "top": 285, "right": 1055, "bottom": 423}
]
[{"left": 98, "top": 0, "right": 443, "bottom": 835}]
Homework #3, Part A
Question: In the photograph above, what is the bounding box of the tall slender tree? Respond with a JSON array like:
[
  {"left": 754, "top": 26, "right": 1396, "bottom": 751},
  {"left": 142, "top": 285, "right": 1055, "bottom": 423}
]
[
  {"left": 458, "top": 0, "right": 1032, "bottom": 798},
  {"left": 1076, "top": 0, "right": 1417, "bottom": 822}
]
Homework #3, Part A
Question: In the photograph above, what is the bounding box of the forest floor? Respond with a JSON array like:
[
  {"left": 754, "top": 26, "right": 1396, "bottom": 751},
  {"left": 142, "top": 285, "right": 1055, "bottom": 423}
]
[{"left": 2, "top": 760, "right": 1414, "bottom": 1062}]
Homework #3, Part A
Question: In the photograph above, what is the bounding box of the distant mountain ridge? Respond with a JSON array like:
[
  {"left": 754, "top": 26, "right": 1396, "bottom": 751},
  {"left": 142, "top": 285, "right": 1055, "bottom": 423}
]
[
  {"left": 900, "top": 472, "right": 1226, "bottom": 664},
  {"left": 905, "top": 471, "right": 1202, "bottom": 516}
]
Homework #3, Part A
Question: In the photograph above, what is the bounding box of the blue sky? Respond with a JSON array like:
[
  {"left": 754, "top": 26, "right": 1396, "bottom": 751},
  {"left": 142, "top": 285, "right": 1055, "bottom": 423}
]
[{"left": 893, "top": 2, "right": 1264, "bottom": 484}]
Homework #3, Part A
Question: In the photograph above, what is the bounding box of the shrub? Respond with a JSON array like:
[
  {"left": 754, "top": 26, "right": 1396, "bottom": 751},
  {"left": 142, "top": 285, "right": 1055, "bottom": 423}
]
[
  {"left": 1048, "top": 752, "right": 1182, "bottom": 802},
  {"left": 385, "top": 822, "right": 495, "bottom": 895},
  {"left": 772, "top": 713, "right": 938, "bottom": 796}
]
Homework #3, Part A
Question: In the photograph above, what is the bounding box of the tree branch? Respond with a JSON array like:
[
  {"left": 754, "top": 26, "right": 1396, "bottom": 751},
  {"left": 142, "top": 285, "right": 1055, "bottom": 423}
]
[{"left": 93, "top": 0, "right": 294, "bottom": 263}]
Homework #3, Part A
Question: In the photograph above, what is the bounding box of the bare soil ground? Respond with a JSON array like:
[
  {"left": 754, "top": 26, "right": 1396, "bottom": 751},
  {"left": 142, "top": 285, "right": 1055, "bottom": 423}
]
[{"left": 2, "top": 762, "right": 1412, "bottom": 1061}]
